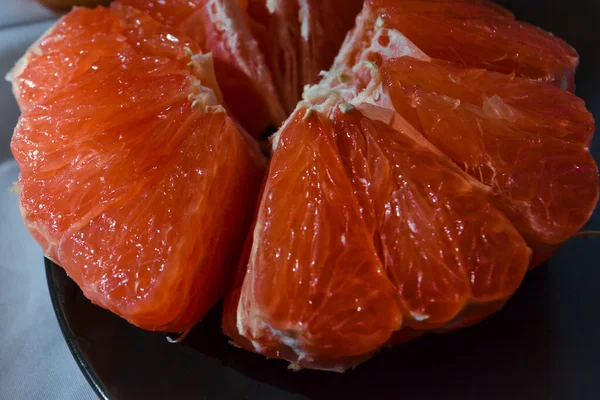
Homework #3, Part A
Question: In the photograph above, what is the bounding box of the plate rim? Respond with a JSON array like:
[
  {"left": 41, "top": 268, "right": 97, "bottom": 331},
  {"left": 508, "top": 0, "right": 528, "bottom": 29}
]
[{"left": 45, "top": 257, "right": 108, "bottom": 400}]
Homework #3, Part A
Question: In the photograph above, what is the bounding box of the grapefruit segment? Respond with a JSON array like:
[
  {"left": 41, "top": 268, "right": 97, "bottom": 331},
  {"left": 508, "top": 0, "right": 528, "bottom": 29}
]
[
  {"left": 118, "top": 0, "right": 285, "bottom": 136},
  {"left": 11, "top": 6, "right": 265, "bottom": 331},
  {"left": 381, "top": 58, "right": 594, "bottom": 148},
  {"left": 367, "top": 0, "right": 579, "bottom": 90},
  {"left": 308, "top": 0, "right": 581, "bottom": 109},
  {"left": 380, "top": 57, "right": 599, "bottom": 258},
  {"left": 232, "top": 107, "right": 402, "bottom": 371},
  {"left": 334, "top": 109, "right": 530, "bottom": 329}
]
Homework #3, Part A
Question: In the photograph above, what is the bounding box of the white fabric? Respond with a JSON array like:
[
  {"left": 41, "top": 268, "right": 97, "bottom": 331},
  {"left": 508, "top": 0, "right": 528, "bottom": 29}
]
[{"left": 0, "top": 2, "right": 96, "bottom": 399}]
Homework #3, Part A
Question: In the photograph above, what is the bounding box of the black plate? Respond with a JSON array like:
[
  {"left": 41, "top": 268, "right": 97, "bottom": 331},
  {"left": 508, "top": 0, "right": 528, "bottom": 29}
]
[{"left": 46, "top": 1, "right": 600, "bottom": 399}]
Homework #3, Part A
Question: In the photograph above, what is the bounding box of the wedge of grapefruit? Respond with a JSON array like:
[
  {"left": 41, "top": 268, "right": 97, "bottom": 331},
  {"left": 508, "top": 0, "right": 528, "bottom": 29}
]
[
  {"left": 224, "top": 105, "right": 531, "bottom": 371},
  {"left": 380, "top": 57, "right": 598, "bottom": 263},
  {"left": 306, "top": 0, "right": 580, "bottom": 106},
  {"left": 11, "top": 5, "right": 265, "bottom": 332},
  {"left": 303, "top": 0, "right": 598, "bottom": 264},
  {"left": 118, "top": 0, "right": 286, "bottom": 136},
  {"left": 224, "top": 0, "right": 598, "bottom": 370},
  {"left": 367, "top": 0, "right": 579, "bottom": 91}
]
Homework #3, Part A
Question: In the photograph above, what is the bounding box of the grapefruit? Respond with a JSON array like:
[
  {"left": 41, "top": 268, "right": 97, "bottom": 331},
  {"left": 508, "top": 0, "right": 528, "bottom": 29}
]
[
  {"left": 11, "top": 4, "right": 265, "bottom": 332},
  {"left": 11, "top": 0, "right": 598, "bottom": 372}
]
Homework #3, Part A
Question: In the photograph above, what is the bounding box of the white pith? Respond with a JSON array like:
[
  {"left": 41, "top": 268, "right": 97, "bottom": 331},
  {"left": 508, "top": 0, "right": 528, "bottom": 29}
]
[
  {"left": 297, "top": 0, "right": 310, "bottom": 42},
  {"left": 187, "top": 52, "right": 223, "bottom": 109}
]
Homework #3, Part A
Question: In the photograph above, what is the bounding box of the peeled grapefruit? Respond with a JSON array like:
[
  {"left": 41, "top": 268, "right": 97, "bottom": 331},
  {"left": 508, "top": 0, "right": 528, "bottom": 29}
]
[
  {"left": 11, "top": 0, "right": 599, "bottom": 372},
  {"left": 224, "top": 105, "right": 531, "bottom": 371},
  {"left": 223, "top": 0, "right": 598, "bottom": 370},
  {"left": 11, "top": 4, "right": 265, "bottom": 332}
]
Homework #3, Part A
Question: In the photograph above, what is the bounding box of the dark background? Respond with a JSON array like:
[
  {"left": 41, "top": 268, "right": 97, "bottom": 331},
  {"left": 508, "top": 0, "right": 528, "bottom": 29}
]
[{"left": 46, "top": 1, "right": 600, "bottom": 399}]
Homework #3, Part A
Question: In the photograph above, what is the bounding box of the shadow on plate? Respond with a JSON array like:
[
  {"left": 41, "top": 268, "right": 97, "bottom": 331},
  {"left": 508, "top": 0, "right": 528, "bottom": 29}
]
[{"left": 47, "top": 259, "right": 562, "bottom": 400}]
